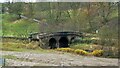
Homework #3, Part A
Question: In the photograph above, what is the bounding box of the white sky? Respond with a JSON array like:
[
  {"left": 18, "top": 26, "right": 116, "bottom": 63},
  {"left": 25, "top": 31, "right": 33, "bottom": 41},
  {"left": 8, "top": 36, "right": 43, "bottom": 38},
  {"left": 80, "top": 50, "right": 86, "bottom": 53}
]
[{"left": 0, "top": 0, "right": 119, "bottom": 3}]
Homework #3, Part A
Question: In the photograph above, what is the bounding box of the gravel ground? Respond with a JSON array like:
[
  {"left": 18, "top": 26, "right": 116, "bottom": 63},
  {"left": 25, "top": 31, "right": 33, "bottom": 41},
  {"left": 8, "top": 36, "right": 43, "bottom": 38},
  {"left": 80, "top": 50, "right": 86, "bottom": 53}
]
[{"left": 1, "top": 51, "right": 118, "bottom": 66}]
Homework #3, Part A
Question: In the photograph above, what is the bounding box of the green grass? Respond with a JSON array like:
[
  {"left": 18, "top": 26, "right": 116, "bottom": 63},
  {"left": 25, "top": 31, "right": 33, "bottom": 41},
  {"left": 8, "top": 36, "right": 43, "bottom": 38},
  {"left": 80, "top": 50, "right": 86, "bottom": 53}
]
[
  {"left": 2, "top": 13, "right": 39, "bottom": 37},
  {"left": 70, "top": 43, "right": 91, "bottom": 49},
  {"left": 70, "top": 34, "right": 99, "bottom": 50}
]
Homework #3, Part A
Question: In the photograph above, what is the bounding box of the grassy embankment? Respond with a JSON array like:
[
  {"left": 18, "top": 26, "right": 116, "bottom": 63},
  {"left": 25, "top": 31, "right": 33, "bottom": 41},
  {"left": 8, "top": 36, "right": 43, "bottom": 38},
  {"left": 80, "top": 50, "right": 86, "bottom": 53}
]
[
  {"left": 2, "top": 14, "right": 39, "bottom": 37},
  {"left": 1, "top": 13, "right": 54, "bottom": 53},
  {"left": 1, "top": 38, "right": 55, "bottom": 53}
]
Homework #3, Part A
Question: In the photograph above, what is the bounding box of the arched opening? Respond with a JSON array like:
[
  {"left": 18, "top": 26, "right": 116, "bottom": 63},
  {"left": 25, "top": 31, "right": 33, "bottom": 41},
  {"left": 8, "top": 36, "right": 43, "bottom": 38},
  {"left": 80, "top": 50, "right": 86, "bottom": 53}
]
[
  {"left": 59, "top": 37, "right": 69, "bottom": 48},
  {"left": 49, "top": 38, "right": 57, "bottom": 49},
  {"left": 70, "top": 37, "right": 75, "bottom": 44}
]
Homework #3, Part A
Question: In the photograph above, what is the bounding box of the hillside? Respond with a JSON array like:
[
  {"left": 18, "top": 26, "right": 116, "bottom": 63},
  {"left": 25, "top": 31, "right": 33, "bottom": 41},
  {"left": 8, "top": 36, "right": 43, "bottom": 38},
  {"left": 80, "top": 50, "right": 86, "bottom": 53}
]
[{"left": 2, "top": 14, "right": 39, "bottom": 37}]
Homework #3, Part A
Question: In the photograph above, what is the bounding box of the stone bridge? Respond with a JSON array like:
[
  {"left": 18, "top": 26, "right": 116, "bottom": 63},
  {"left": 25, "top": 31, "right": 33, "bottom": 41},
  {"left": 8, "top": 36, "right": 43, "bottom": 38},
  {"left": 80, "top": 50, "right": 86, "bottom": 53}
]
[{"left": 29, "top": 31, "right": 84, "bottom": 49}]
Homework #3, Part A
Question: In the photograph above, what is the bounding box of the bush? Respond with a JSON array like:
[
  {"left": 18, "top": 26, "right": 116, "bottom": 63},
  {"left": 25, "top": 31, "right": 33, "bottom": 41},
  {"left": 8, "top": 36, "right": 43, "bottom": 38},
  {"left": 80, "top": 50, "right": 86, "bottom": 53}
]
[
  {"left": 74, "top": 49, "right": 81, "bottom": 54},
  {"left": 56, "top": 48, "right": 74, "bottom": 52},
  {"left": 74, "top": 49, "right": 89, "bottom": 55},
  {"left": 56, "top": 48, "right": 104, "bottom": 57},
  {"left": 92, "top": 50, "right": 104, "bottom": 57},
  {"left": 80, "top": 50, "right": 89, "bottom": 55}
]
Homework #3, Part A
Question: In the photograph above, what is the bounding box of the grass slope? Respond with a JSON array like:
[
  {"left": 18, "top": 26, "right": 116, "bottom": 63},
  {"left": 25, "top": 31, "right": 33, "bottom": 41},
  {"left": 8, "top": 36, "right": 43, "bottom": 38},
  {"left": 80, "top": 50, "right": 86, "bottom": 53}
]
[{"left": 2, "top": 14, "right": 39, "bottom": 37}]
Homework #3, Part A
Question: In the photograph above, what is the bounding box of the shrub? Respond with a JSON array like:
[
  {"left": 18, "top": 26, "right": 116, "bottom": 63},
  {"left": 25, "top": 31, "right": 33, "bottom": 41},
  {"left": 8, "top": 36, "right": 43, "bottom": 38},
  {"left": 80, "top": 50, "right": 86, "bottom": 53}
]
[
  {"left": 56, "top": 48, "right": 104, "bottom": 57},
  {"left": 74, "top": 49, "right": 81, "bottom": 54},
  {"left": 56, "top": 48, "right": 74, "bottom": 52},
  {"left": 74, "top": 49, "right": 89, "bottom": 55},
  {"left": 79, "top": 50, "right": 89, "bottom": 55},
  {"left": 69, "top": 48, "right": 75, "bottom": 52},
  {"left": 86, "top": 53, "right": 93, "bottom": 56},
  {"left": 56, "top": 48, "right": 61, "bottom": 51},
  {"left": 92, "top": 50, "right": 104, "bottom": 57}
]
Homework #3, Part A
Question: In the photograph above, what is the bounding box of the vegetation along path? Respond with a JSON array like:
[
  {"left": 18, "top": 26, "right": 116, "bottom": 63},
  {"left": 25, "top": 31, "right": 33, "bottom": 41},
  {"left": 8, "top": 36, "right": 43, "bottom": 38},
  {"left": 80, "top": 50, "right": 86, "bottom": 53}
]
[{"left": 1, "top": 51, "right": 118, "bottom": 66}]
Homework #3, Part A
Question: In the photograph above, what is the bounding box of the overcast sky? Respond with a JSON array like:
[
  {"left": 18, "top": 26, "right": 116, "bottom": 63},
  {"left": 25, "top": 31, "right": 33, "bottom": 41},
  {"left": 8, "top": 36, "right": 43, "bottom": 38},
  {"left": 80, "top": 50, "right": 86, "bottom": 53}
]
[{"left": 0, "top": 0, "right": 119, "bottom": 3}]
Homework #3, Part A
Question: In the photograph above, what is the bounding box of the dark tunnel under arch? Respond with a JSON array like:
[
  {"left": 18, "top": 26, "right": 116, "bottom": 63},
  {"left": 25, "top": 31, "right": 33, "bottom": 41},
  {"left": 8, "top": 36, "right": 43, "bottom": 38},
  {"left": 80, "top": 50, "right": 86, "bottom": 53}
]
[
  {"left": 59, "top": 37, "right": 69, "bottom": 48},
  {"left": 49, "top": 38, "right": 57, "bottom": 49}
]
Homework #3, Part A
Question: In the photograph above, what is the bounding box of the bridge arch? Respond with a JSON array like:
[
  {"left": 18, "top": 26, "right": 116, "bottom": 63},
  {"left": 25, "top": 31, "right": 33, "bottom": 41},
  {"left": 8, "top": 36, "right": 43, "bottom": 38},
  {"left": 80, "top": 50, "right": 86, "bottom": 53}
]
[
  {"left": 70, "top": 37, "right": 75, "bottom": 44},
  {"left": 49, "top": 38, "right": 57, "bottom": 49},
  {"left": 59, "top": 37, "right": 69, "bottom": 48}
]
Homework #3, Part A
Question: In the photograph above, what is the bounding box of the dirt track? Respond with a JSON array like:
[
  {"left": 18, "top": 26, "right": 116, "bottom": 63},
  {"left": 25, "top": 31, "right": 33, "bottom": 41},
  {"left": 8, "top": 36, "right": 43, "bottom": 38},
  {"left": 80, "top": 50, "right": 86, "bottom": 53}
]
[{"left": 1, "top": 51, "right": 118, "bottom": 66}]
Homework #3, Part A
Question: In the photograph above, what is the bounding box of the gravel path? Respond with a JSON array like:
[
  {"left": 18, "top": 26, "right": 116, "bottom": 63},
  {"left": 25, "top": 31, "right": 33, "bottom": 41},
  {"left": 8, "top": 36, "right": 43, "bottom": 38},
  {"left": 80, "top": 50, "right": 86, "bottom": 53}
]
[{"left": 1, "top": 51, "right": 118, "bottom": 66}]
